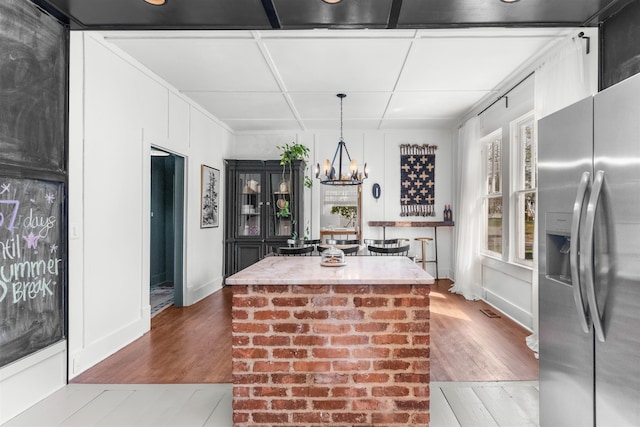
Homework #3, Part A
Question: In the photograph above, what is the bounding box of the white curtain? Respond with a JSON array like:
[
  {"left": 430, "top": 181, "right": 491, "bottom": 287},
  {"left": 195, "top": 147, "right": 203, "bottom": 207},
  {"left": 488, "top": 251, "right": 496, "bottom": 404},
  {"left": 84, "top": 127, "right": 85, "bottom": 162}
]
[
  {"left": 529, "top": 34, "right": 594, "bottom": 357},
  {"left": 450, "top": 116, "right": 482, "bottom": 300},
  {"left": 535, "top": 35, "right": 593, "bottom": 119}
]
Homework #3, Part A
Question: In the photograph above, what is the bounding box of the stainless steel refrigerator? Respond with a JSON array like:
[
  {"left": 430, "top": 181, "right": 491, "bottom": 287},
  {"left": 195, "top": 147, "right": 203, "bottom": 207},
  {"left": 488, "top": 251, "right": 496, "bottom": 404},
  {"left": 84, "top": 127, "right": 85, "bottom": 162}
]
[{"left": 538, "top": 72, "right": 640, "bottom": 426}]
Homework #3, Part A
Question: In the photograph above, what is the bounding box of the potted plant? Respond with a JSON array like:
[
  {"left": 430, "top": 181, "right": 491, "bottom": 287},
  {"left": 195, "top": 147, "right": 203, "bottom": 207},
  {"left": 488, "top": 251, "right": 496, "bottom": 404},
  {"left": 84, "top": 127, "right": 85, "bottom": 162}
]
[
  {"left": 276, "top": 199, "right": 290, "bottom": 218},
  {"left": 277, "top": 142, "right": 313, "bottom": 189},
  {"left": 276, "top": 142, "right": 312, "bottom": 239}
]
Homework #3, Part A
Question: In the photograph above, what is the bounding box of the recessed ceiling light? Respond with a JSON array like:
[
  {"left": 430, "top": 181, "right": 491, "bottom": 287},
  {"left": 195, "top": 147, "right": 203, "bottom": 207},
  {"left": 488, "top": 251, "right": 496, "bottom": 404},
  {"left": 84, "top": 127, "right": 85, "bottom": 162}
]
[
  {"left": 322, "top": 0, "right": 343, "bottom": 4},
  {"left": 500, "top": 0, "right": 520, "bottom": 3},
  {"left": 144, "top": 0, "right": 166, "bottom": 5}
]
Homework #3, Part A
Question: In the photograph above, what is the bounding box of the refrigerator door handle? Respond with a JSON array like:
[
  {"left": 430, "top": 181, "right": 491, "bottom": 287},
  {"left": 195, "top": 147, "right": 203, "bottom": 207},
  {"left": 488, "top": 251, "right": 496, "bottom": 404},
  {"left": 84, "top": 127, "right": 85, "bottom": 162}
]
[
  {"left": 571, "top": 171, "right": 591, "bottom": 334},
  {"left": 584, "top": 170, "right": 606, "bottom": 343}
]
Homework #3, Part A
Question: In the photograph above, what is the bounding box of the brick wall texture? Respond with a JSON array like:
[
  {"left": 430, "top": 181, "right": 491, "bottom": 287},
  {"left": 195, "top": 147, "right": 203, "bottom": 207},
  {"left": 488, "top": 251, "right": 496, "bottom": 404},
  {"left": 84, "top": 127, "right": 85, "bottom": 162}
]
[{"left": 232, "top": 284, "right": 430, "bottom": 426}]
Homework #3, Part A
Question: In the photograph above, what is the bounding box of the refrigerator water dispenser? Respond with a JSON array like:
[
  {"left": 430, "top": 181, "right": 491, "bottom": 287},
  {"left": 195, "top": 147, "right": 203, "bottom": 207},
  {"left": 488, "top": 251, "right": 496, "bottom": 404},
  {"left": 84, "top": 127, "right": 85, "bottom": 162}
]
[{"left": 546, "top": 212, "right": 573, "bottom": 285}]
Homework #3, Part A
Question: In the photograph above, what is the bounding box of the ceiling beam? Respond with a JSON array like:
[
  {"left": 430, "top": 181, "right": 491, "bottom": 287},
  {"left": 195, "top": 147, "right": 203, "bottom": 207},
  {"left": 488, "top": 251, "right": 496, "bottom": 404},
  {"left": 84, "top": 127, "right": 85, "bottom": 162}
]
[
  {"left": 260, "top": 0, "right": 281, "bottom": 29},
  {"left": 30, "top": 0, "right": 72, "bottom": 27},
  {"left": 388, "top": 0, "right": 402, "bottom": 29}
]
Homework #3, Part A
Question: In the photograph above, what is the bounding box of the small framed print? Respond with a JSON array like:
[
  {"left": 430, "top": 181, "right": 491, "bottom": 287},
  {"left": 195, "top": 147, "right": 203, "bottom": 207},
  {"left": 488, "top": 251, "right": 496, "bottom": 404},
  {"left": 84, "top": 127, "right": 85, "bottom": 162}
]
[{"left": 201, "top": 165, "right": 219, "bottom": 228}]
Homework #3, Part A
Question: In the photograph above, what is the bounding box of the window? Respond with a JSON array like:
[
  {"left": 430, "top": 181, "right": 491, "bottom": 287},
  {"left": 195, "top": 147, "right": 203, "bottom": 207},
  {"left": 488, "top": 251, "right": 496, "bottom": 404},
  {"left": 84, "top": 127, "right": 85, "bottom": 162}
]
[
  {"left": 482, "top": 130, "right": 503, "bottom": 256},
  {"left": 511, "top": 113, "right": 536, "bottom": 264}
]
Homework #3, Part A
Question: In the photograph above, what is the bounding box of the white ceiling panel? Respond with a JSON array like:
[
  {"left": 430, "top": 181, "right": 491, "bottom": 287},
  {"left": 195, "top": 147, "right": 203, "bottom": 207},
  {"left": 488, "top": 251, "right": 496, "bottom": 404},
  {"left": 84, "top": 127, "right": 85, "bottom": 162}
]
[
  {"left": 184, "top": 92, "right": 295, "bottom": 120},
  {"left": 108, "top": 38, "right": 280, "bottom": 92},
  {"left": 397, "top": 36, "right": 558, "bottom": 91},
  {"left": 303, "top": 119, "right": 383, "bottom": 130},
  {"left": 291, "top": 92, "right": 391, "bottom": 120},
  {"left": 263, "top": 38, "right": 413, "bottom": 92},
  {"left": 386, "top": 91, "right": 492, "bottom": 119}
]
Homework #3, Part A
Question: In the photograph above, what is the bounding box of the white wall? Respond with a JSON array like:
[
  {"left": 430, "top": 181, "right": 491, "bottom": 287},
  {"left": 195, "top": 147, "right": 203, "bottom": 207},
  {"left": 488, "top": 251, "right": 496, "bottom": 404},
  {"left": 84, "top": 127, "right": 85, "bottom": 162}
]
[
  {"left": 233, "top": 128, "right": 454, "bottom": 279},
  {"left": 0, "top": 343, "right": 66, "bottom": 423},
  {"left": 67, "top": 33, "right": 232, "bottom": 379}
]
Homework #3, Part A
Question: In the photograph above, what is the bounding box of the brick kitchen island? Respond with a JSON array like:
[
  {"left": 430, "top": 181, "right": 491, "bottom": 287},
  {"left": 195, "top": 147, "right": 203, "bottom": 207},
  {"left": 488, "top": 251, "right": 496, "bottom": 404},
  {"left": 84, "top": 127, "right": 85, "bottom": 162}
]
[{"left": 226, "top": 256, "right": 434, "bottom": 426}]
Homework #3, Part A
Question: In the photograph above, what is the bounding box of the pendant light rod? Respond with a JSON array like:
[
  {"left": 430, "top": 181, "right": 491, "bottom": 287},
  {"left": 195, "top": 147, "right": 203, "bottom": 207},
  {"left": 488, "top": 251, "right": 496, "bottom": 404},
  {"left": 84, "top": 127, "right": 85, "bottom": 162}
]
[
  {"left": 338, "top": 93, "right": 345, "bottom": 140},
  {"left": 334, "top": 93, "right": 349, "bottom": 180}
]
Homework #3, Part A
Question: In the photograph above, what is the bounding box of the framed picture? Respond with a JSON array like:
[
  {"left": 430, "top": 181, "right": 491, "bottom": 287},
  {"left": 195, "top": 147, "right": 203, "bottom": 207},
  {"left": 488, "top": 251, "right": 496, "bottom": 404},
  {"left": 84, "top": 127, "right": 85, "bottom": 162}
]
[{"left": 201, "top": 165, "right": 220, "bottom": 228}]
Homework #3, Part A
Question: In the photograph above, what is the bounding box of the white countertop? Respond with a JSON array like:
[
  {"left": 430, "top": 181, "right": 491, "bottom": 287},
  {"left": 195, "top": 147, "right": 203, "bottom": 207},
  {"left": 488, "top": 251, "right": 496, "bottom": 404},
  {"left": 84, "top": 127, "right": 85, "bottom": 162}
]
[{"left": 226, "top": 256, "right": 434, "bottom": 285}]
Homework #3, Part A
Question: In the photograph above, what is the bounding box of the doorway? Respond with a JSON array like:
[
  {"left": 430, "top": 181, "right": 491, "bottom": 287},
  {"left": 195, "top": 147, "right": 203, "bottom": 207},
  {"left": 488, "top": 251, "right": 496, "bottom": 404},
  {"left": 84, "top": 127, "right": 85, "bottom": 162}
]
[{"left": 150, "top": 148, "right": 185, "bottom": 316}]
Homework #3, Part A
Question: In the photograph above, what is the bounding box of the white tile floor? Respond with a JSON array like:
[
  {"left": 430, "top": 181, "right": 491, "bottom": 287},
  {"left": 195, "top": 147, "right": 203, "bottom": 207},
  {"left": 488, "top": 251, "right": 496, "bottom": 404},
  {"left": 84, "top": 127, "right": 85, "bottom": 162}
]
[
  {"left": 2, "top": 384, "right": 232, "bottom": 427},
  {"left": 2, "top": 381, "right": 538, "bottom": 427},
  {"left": 431, "top": 381, "right": 539, "bottom": 427}
]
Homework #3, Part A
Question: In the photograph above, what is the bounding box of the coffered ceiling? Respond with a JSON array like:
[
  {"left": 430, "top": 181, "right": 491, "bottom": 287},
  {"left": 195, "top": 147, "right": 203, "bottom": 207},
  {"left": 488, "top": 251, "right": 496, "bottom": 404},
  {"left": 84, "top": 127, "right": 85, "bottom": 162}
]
[
  {"left": 103, "top": 28, "right": 577, "bottom": 132},
  {"left": 36, "top": 0, "right": 619, "bottom": 132}
]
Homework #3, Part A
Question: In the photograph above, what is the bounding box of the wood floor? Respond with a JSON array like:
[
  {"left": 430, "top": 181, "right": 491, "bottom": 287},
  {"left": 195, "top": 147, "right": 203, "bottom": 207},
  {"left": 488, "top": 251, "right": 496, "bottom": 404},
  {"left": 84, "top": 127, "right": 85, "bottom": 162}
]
[
  {"left": 429, "top": 280, "right": 538, "bottom": 381},
  {"left": 73, "top": 279, "right": 537, "bottom": 384},
  {"left": 72, "top": 285, "right": 233, "bottom": 384}
]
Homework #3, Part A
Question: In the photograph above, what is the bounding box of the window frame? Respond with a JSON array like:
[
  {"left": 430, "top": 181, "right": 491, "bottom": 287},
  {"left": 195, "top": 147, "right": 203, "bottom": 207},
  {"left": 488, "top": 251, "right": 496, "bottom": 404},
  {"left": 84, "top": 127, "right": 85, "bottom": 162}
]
[
  {"left": 510, "top": 111, "right": 537, "bottom": 266},
  {"left": 481, "top": 129, "right": 504, "bottom": 258}
]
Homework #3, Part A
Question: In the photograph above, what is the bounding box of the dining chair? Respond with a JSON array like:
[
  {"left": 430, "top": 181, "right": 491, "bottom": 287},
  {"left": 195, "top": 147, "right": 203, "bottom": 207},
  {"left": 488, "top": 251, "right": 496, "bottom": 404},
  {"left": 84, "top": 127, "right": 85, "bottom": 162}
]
[
  {"left": 364, "top": 238, "right": 401, "bottom": 246},
  {"left": 276, "top": 245, "right": 315, "bottom": 256},
  {"left": 287, "top": 238, "right": 321, "bottom": 254},
  {"left": 340, "top": 245, "right": 360, "bottom": 256},
  {"left": 367, "top": 244, "right": 411, "bottom": 256},
  {"left": 364, "top": 238, "right": 409, "bottom": 255},
  {"left": 288, "top": 238, "right": 321, "bottom": 246}
]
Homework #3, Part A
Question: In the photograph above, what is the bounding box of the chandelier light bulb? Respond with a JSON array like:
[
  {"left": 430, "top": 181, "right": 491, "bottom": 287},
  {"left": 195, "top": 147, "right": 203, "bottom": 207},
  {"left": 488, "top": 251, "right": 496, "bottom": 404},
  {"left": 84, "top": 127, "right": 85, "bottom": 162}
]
[{"left": 350, "top": 159, "right": 358, "bottom": 175}]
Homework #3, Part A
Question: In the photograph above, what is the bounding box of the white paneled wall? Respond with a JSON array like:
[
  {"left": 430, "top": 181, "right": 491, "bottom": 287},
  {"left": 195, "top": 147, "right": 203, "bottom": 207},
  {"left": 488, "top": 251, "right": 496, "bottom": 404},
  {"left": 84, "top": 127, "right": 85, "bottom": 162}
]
[
  {"left": 234, "top": 128, "right": 455, "bottom": 279},
  {"left": 482, "top": 258, "right": 534, "bottom": 328},
  {"left": 67, "top": 33, "right": 233, "bottom": 380}
]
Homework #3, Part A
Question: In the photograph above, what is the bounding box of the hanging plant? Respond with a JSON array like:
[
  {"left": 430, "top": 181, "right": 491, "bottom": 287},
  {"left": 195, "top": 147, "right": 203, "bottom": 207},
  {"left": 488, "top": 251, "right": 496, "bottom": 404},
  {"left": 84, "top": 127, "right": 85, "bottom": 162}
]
[
  {"left": 277, "top": 142, "right": 313, "bottom": 189},
  {"left": 276, "top": 142, "right": 312, "bottom": 238},
  {"left": 276, "top": 199, "right": 290, "bottom": 218}
]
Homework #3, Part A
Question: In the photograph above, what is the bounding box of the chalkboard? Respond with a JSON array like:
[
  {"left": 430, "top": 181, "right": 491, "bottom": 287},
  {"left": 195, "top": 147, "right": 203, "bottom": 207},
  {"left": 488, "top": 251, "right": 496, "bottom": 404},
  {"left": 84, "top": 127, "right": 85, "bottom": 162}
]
[
  {"left": 0, "top": 177, "right": 64, "bottom": 368},
  {"left": 0, "top": 0, "right": 67, "bottom": 173}
]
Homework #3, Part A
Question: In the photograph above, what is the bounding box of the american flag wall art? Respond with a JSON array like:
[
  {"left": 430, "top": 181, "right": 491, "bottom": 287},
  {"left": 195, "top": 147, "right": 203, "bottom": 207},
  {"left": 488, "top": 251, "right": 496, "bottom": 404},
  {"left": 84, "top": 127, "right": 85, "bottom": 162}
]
[{"left": 400, "top": 144, "right": 437, "bottom": 217}]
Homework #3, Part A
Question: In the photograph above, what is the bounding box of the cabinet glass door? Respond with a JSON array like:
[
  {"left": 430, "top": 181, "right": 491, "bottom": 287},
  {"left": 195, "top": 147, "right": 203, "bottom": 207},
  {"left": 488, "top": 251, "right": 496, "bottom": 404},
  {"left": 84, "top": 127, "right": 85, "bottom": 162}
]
[
  {"left": 268, "top": 170, "right": 293, "bottom": 238},
  {"left": 237, "top": 172, "right": 262, "bottom": 237}
]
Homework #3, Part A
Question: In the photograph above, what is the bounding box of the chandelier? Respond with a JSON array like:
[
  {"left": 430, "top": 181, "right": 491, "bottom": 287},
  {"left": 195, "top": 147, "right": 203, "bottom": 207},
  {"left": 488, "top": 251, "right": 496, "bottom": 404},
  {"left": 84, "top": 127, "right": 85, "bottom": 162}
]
[{"left": 316, "top": 93, "right": 368, "bottom": 185}]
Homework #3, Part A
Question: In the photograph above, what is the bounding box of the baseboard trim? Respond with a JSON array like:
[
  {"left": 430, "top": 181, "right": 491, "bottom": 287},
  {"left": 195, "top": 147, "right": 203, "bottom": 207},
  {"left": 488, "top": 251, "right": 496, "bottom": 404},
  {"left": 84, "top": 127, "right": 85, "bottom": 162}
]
[
  {"left": 483, "top": 289, "right": 533, "bottom": 331},
  {"left": 0, "top": 341, "right": 66, "bottom": 382},
  {"left": 0, "top": 342, "right": 67, "bottom": 424},
  {"left": 186, "top": 276, "right": 223, "bottom": 306},
  {"left": 69, "top": 316, "right": 148, "bottom": 379}
]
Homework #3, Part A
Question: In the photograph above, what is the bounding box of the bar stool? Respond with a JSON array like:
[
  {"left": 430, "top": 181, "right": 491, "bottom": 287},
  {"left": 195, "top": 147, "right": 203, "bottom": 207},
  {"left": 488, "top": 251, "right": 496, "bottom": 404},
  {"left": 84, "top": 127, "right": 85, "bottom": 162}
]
[{"left": 414, "top": 237, "right": 435, "bottom": 275}]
